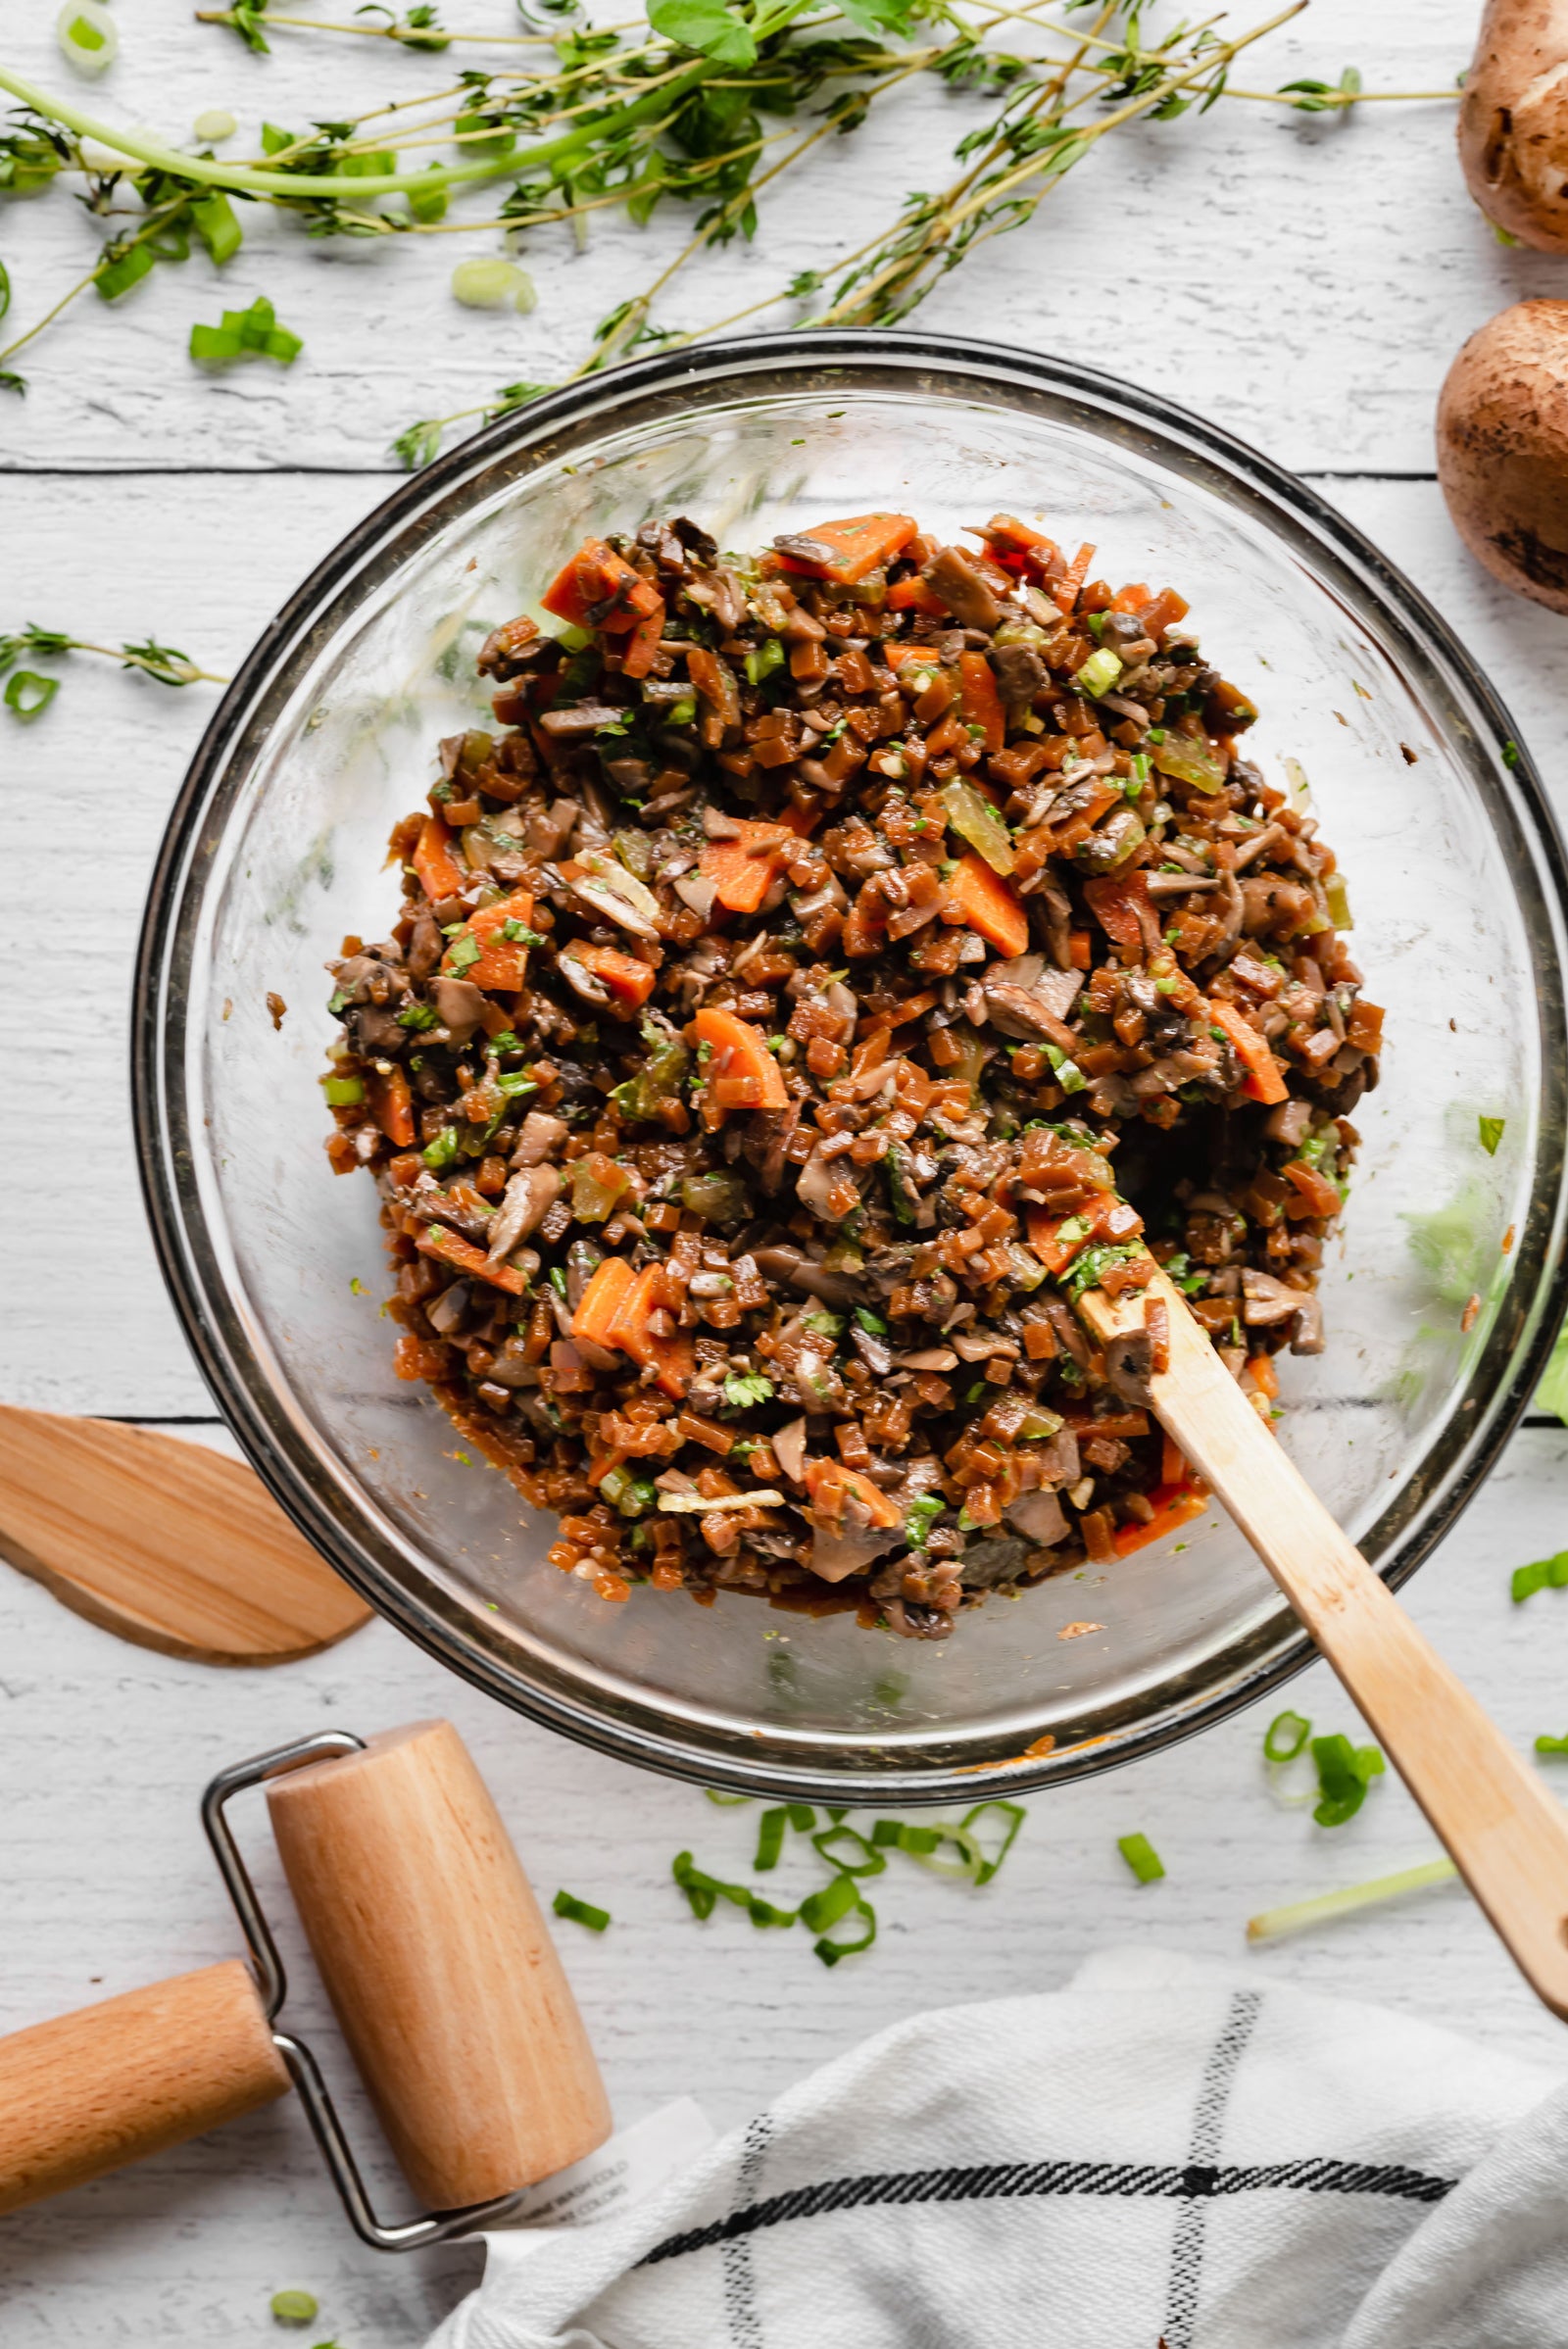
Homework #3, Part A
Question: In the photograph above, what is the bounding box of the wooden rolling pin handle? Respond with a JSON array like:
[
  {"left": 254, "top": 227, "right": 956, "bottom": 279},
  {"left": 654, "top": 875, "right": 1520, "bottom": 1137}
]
[
  {"left": 267, "top": 1719, "right": 612, "bottom": 2212},
  {"left": 0, "top": 1960, "right": 290, "bottom": 2218}
]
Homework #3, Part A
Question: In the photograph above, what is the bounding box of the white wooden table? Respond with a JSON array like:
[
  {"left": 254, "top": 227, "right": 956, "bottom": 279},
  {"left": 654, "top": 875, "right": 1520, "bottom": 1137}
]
[{"left": 6, "top": 2, "right": 1568, "bottom": 2337}]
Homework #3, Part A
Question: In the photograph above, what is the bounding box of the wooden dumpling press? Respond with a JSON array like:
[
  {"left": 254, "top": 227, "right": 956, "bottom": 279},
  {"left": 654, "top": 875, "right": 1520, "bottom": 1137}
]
[{"left": 0, "top": 1719, "right": 612, "bottom": 2246}]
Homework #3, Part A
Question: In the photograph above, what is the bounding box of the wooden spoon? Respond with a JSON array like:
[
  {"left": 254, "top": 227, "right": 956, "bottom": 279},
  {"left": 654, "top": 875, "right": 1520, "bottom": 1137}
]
[
  {"left": 1079, "top": 1268, "right": 1568, "bottom": 2019},
  {"left": 0, "top": 1405, "right": 370, "bottom": 1666}
]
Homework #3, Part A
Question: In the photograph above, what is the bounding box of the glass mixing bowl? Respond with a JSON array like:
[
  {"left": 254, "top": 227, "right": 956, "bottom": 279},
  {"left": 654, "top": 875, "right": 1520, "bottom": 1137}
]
[{"left": 134, "top": 330, "right": 1568, "bottom": 1803}]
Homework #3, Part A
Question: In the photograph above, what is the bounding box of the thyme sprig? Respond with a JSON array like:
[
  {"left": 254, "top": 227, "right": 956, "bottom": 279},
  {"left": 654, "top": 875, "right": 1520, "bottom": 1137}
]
[
  {"left": 0, "top": 623, "right": 228, "bottom": 720},
  {"left": 0, "top": 1, "right": 1452, "bottom": 439}
]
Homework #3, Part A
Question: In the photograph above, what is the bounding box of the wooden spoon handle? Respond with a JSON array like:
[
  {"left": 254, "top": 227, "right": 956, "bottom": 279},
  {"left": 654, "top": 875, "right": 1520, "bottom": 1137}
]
[{"left": 1081, "top": 1268, "right": 1568, "bottom": 2018}]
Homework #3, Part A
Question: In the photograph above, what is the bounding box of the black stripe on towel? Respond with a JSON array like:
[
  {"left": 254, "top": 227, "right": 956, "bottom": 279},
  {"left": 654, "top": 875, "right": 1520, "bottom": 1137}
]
[
  {"left": 1163, "top": 1987, "right": 1262, "bottom": 2349},
  {"left": 639, "top": 2153, "right": 1455, "bottom": 2266}
]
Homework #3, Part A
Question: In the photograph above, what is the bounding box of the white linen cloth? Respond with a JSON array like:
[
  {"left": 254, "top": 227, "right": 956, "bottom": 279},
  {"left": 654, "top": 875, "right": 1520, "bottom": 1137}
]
[{"left": 428, "top": 1947, "right": 1568, "bottom": 2349}]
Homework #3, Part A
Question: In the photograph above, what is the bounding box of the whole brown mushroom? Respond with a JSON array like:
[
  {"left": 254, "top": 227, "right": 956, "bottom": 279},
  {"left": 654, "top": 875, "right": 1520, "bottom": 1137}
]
[
  {"left": 1436, "top": 300, "right": 1568, "bottom": 612},
  {"left": 1459, "top": 0, "right": 1568, "bottom": 251}
]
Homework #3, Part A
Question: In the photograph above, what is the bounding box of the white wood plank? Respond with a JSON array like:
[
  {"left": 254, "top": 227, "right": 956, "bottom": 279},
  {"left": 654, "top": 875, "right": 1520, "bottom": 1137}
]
[
  {"left": 0, "top": 0, "right": 1557, "bottom": 475},
  {"left": 2, "top": 1417, "right": 1566, "bottom": 2342}
]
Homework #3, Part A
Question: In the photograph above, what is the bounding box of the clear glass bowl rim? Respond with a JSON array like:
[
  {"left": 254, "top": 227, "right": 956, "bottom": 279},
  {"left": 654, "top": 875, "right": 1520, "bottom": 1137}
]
[{"left": 132, "top": 326, "right": 1568, "bottom": 1804}]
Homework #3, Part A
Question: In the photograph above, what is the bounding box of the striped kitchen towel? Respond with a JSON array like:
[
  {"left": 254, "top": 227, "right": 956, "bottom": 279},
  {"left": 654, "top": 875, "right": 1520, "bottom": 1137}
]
[{"left": 427, "top": 1947, "right": 1568, "bottom": 2349}]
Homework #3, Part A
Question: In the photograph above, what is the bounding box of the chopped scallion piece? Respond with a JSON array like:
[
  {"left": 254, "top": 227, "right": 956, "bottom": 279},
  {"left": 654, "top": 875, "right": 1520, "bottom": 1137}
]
[
  {"left": 1512, "top": 1550, "right": 1568, "bottom": 1603},
  {"left": 704, "top": 1788, "right": 752, "bottom": 1806},
  {"left": 190, "top": 296, "right": 302, "bottom": 367},
  {"left": 1262, "top": 1708, "right": 1311, "bottom": 1763},
  {"left": 1247, "top": 1856, "right": 1456, "bottom": 1944},
  {"left": 269, "top": 2289, "right": 319, "bottom": 2325},
  {"left": 812, "top": 1894, "right": 876, "bottom": 1968},
  {"left": 1310, "top": 1733, "right": 1385, "bottom": 1828},
  {"left": 799, "top": 1872, "right": 859, "bottom": 1933},
  {"left": 1478, "top": 1114, "right": 1505, "bottom": 1157},
  {"left": 320, "top": 1075, "right": 365, "bottom": 1106},
  {"left": 1536, "top": 1734, "right": 1568, "bottom": 1756},
  {"left": 1117, "top": 1832, "right": 1164, "bottom": 1884},
  {"left": 755, "top": 1806, "right": 787, "bottom": 1872},
  {"left": 420, "top": 1128, "right": 461, "bottom": 1170},
  {"left": 553, "top": 1888, "right": 610, "bottom": 1932},
  {"left": 58, "top": 0, "right": 119, "bottom": 75},
  {"left": 959, "top": 1799, "right": 1026, "bottom": 1884},
  {"left": 1076, "top": 646, "right": 1122, "bottom": 699},
  {"left": 811, "top": 1824, "right": 885, "bottom": 1878}
]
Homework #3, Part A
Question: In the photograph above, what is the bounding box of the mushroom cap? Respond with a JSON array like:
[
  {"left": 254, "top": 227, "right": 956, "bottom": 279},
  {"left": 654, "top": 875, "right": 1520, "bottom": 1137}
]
[{"left": 1437, "top": 299, "right": 1568, "bottom": 613}]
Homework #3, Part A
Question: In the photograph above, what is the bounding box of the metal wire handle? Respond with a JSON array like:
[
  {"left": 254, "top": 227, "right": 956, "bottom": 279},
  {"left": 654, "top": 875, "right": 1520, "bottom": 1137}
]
[{"left": 200, "top": 1731, "right": 526, "bottom": 2251}]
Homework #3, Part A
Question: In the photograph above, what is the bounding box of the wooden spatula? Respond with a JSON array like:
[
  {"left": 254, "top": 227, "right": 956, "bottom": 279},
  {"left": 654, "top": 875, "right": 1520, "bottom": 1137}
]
[
  {"left": 1078, "top": 1268, "right": 1568, "bottom": 2017},
  {"left": 0, "top": 1405, "right": 370, "bottom": 1665}
]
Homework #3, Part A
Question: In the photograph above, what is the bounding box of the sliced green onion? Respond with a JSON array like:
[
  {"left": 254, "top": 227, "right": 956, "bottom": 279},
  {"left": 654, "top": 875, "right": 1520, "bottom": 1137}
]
[
  {"left": 813, "top": 1894, "right": 876, "bottom": 1968},
  {"left": 95, "top": 242, "right": 156, "bottom": 303},
  {"left": 553, "top": 1888, "right": 610, "bottom": 1933},
  {"left": 1248, "top": 1856, "right": 1457, "bottom": 1945},
  {"left": 320, "top": 1075, "right": 365, "bottom": 1106},
  {"left": 193, "top": 107, "right": 237, "bottom": 142},
  {"left": 1131, "top": 751, "right": 1152, "bottom": 786},
  {"left": 190, "top": 296, "right": 302, "bottom": 367},
  {"left": 905, "top": 1493, "right": 943, "bottom": 1551},
  {"left": 1262, "top": 1708, "right": 1311, "bottom": 1763},
  {"left": 1536, "top": 1734, "right": 1568, "bottom": 1756},
  {"left": 811, "top": 1824, "right": 885, "bottom": 1878},
  {"left": 58, "top": 0, "right": 118, "bottom": 75},
  {"left": 406, "top": 163, "right": 449, "bottom": 222},
  {"left": 667, "top": 696, "right": 698, "bottom": 724},
  {"left": 4, "top": 669, "right": 59, "bottom": 722},
  {"left": 451, "top": 257, "right": 537, "bottom": 312},
  {"left": 1076, "top": 646, "right": 1122, "bottom": 699},
  {"left": 799, "top": 1872, "right": 859, "bottom": 1933},
  {"left": 704, "top": 1788, "right": 752, "bottom": 1806},
  {"left": 1478, "top": 1114, "right": 1505, "bottom": 1157},
  {"left": 1117, "top": 1832, "right": 1164, "bottom": 1884},
  {"left": 421, "top": 1127, "right": 461, "bottom": 1171},
  {"left": 960, "top": 1799, "right": 1025, "bottom": 1885},
  {"left": 786, "top": 1801, "right": 815, "bottom": 1832},
  {"left": 672, "top": 1850, "right": 795, "bottom": 1929},
  {"left": 269, "top": 2290, "right": 319, "bottom": 2325},
  {"left": 745, "top": 637, "right": 785, "bottom": 687},
  {"left": 1512, "top": 1550, "right": 1568, "bottom": 1603},
  {"left": 1310, "top": 1733, "right": 1386, "bottom": 1828},
  {"left": 191, "top": 191, "right": 243, "bottom": 265},
  {"left": 497, "top": 1069, "right": 537, "bottom": 1098},
  {"left": 755, "top": 1806, "right": 787, "bottom": 1872},
  {"left": 870, "top": 1819, "right": 982, "bottom": 1879}
]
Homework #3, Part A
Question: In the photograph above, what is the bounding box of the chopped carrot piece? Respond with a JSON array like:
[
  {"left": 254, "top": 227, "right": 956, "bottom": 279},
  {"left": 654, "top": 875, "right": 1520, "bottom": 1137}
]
[
  {"left": 1282, "top": 1158, "right": 1344, "bottom": 1218},
  {"left": 1110, "top": 581, "right": 1152, "bottom": 612},
  {"left": 948, "top": 850, "right": 1029, "bottom": 957},
  {"left": 1247, "top": 1352, "right": 1281, "bottom": 1400},
  {"left": 980, "top": 513, "right": 1058, "bottom": 557},
  {"left": 367, "top": 1063, "right": 416, "bottom": 1149},
  {"left": 886, "top": 573, "right": 949, "bottom": 615},
  {"left": 619, "top": 596, "right": 664, "bottom": 680},
  {"left": 1160, "top": 1432, "right": 1190, "bottom": 1490},
  {"left": 540, "top": 538, "right": 661, "bottom": 632},
  {"left": 804, "top": 1457, "right": 903, "bottom": 1528},
  {"left": 569, "top": 941, "right": 656, "bottom": 1007},
  {"left": 1207, "top": 998, "right": 1289, "bottom": 1105},
  {"left": 775, "top": 512, "right": 917, "bottom": 584},
  {"left": 957, "top": 650, "right": 1005, "bottom": 752},
  {"left": 412, "top": 814, "right": 464, "bottom": 903},
  {"left": 572, "top": 1255, "right": 636, "bottom": 1346},
  {"left": 700, "top": 819, "right": 792, "bottom": 915},
  {"left": 416, "top": 1222, "right": 526, "bottom": 1296},
  {"left": 1113, "top": 1485, "right": 1207, "bottom": 1556},
  {"left": 842, "top": 884, "right": 887, "bottom": 959},
  {"left": 693, "top": 1005, "right": 788, "bottom": 1109},
  {"left": 1142, "top": 587, "right": 1190, "bottom": 633},
  {"left": 1068, "top": 929, "right": 1093, "bottom": 970},
  {"left": 1054, "top": 541, "right": 1097, "bottom": 615},
  {"left": 442, "top": 889, "right": 534, "bottom": 991},
  {"left": 606, "top": 1262, "right": 693, "bottom": 1397},
  {"left": 1025, "top": 1195, "right": 1122, "bottom": 1278}
]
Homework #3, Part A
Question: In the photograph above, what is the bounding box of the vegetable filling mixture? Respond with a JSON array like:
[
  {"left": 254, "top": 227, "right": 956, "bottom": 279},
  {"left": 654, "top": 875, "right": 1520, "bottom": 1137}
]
[{"left": 321, "top": 508, "right": 1382, "bottom": 1639}]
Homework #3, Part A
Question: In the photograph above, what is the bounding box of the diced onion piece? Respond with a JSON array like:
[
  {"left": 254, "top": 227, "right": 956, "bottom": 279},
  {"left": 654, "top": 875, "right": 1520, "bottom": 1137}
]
[{"left": 656, "top": 1489, "right": 785, "bottom": 1514}]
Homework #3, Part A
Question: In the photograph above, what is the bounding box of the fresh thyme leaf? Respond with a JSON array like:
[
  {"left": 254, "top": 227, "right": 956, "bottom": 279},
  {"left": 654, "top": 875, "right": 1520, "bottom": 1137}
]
[{"left": 648, "top": 0, "right": 757, "bottom": 70}]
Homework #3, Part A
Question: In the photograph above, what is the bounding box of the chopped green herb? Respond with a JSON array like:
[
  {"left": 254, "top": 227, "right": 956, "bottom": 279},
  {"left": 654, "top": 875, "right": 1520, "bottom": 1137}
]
[
  {"left": 1263, "top": 1708, "right": 1311, "bottom": 1763},
  {"left": 553, "top": 1888, "right": 611, "bottom": 1932},
  {"left": 446, "top": 932, "right": 482, "bottom": 976},
  {"left": 502, "top": 918, "right": 547, "bottom": 945},
  {"left": 855, "top": 1307, "right": 889, "bottom": 1335},
  {"left": 1535, "top": 1734, "right": 1568, "bottom": 1756},
  {"left": 803, "top": 1309, "right": 844, "bottom": 1336},
  {"left": 1478, "top": 1114, "right": 1505, "bottom": 1157},
  {"left": 905, "top": 1493, "right": 944, "bottom": 1551},
  {"left": 421, "top": 1127, "right": 461, "bottom": 1170},
  {"left": 1117, "top": 1832, "right": 1164, "bottom": 1884},
  {"left": 1310, "top": 1732, "right": 1385, "bottom": 1828},
  {"left": 723, "top": 1371, "right": 774, "bottom": 1409},
  {"left": 397, "top": 1001, "right": 439, "bottom": 1031},
  {"left": 1501, "top": 739, "right": 1520, "bottom": 770},
  {"left": 497, "top": 1069, "right": 538, "bottom": 1098},
  {"left": 1512, "top": 1550, "right": 1568, "bottom": 1603}
]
